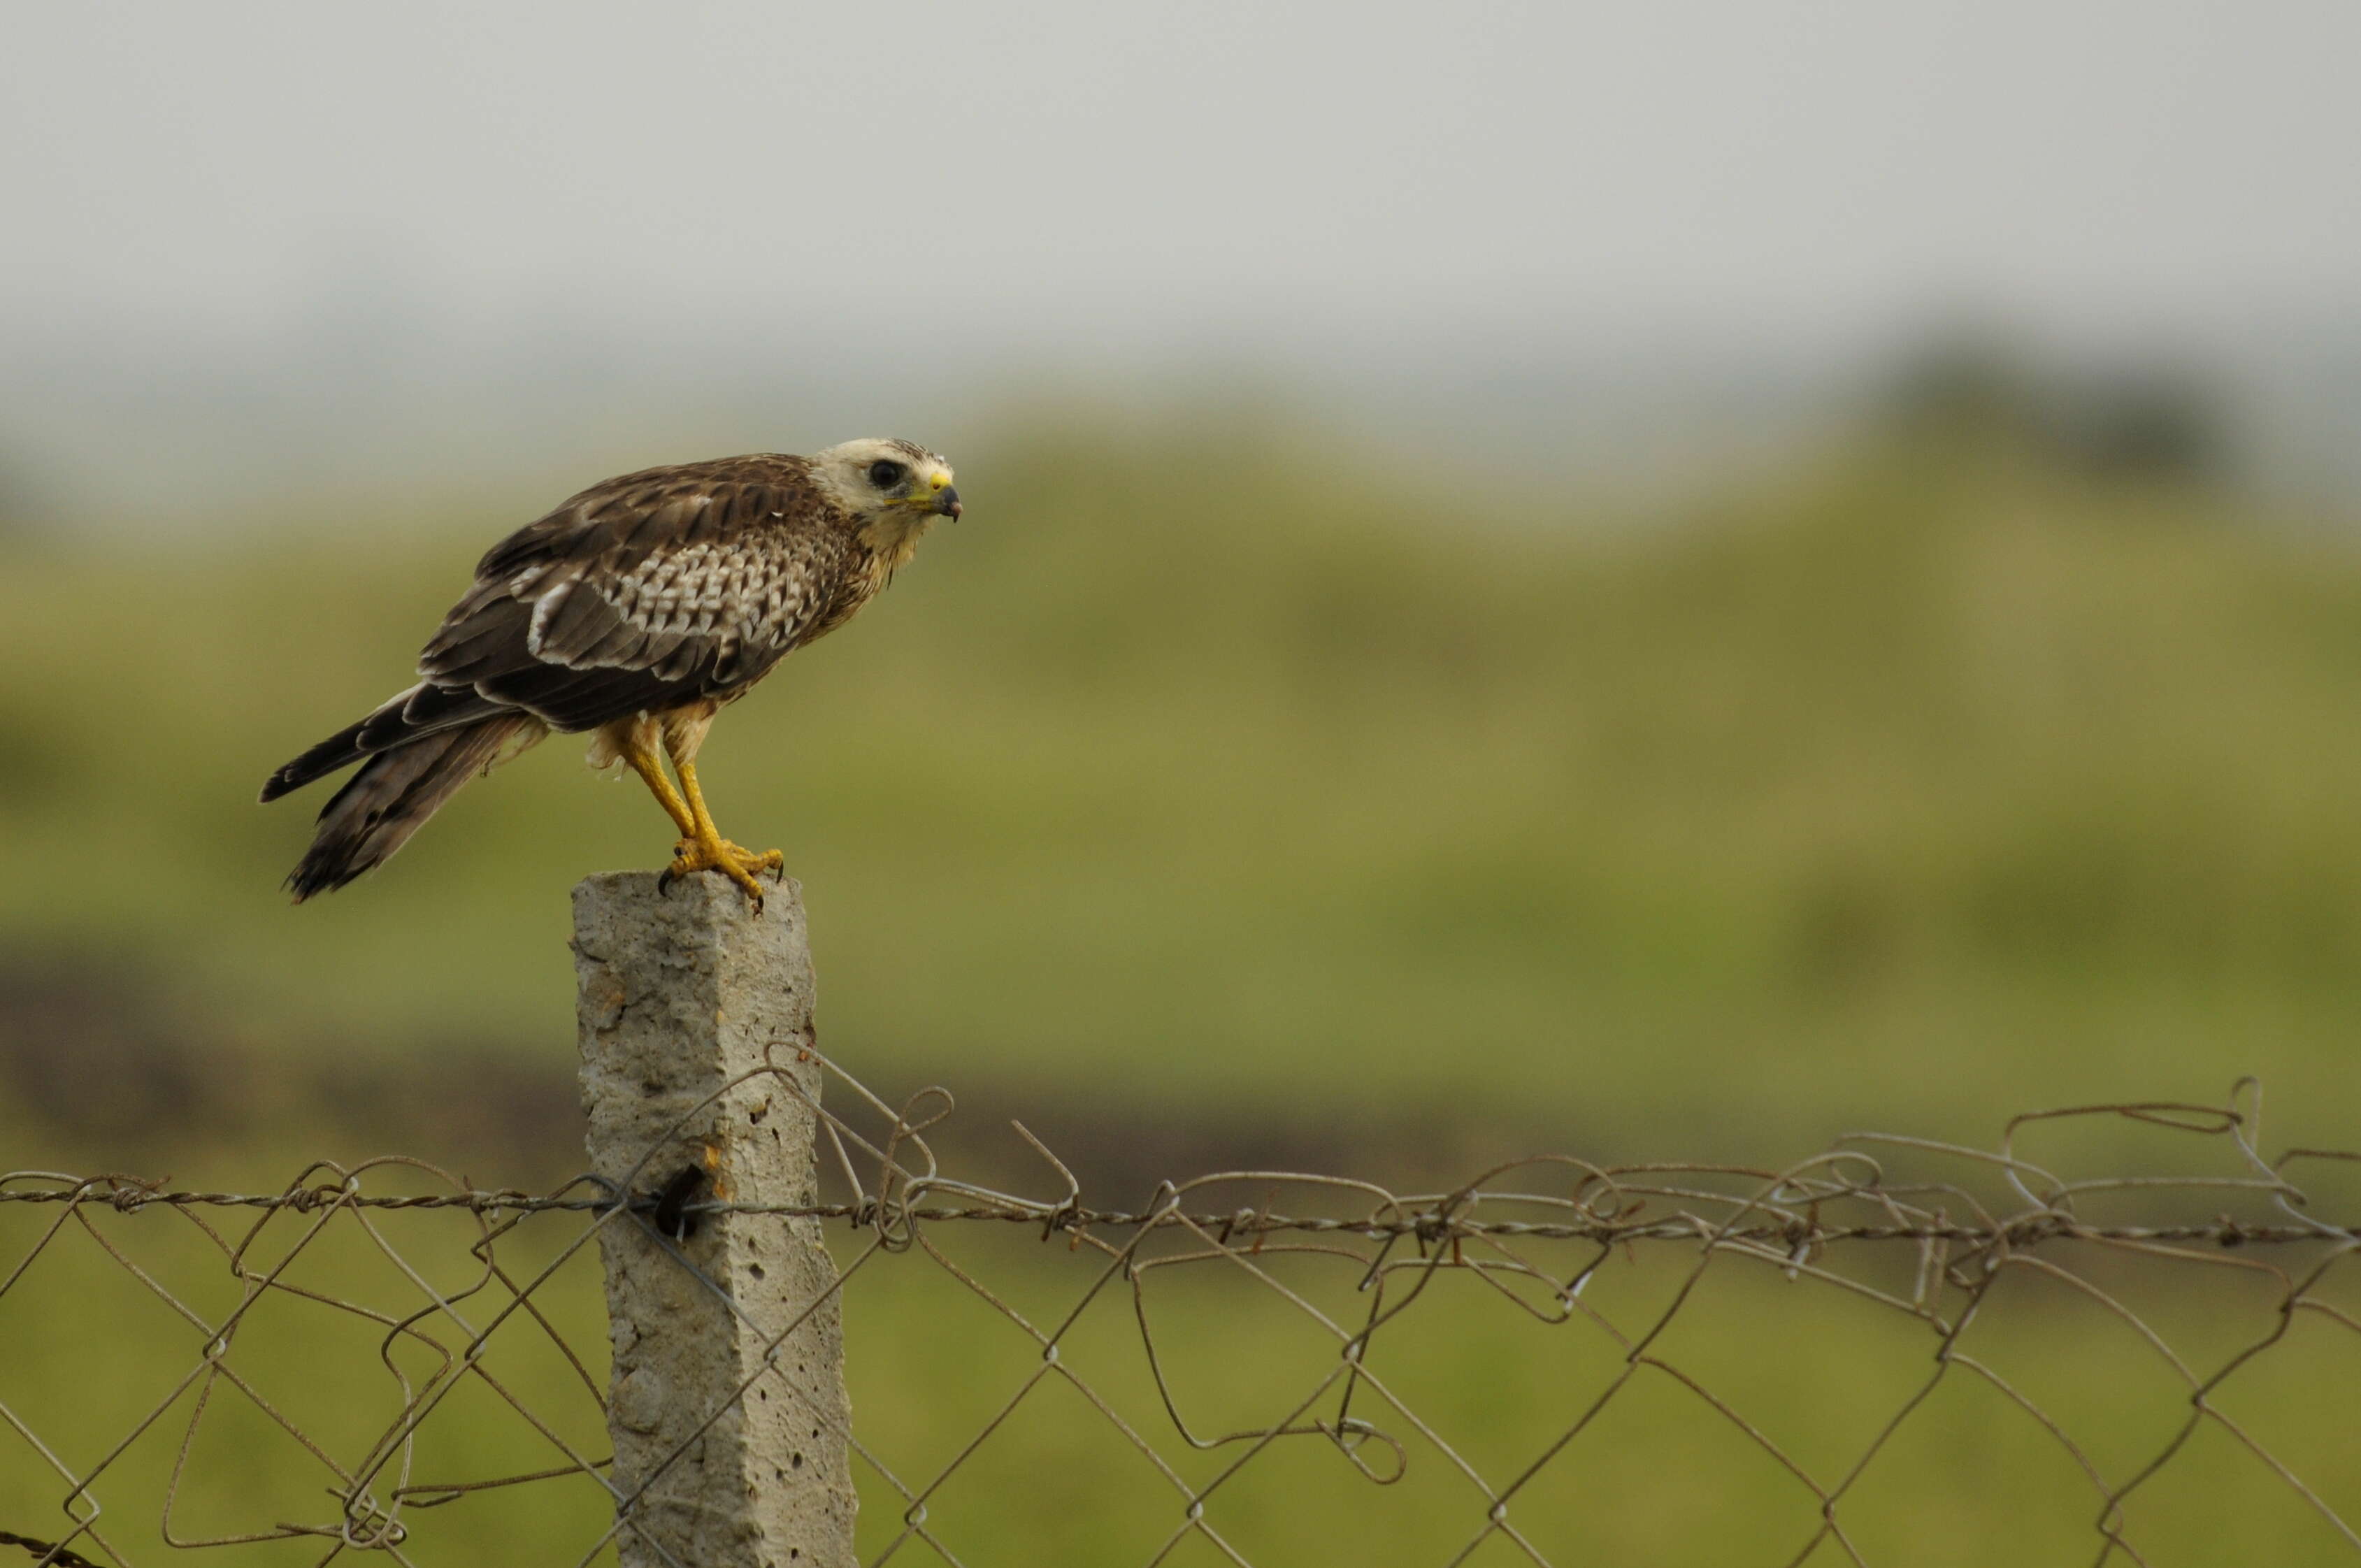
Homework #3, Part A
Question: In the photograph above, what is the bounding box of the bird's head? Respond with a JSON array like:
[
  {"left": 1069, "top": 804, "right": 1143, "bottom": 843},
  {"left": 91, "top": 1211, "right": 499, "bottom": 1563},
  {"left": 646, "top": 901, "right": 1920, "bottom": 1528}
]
[{"left": 810, "top": 438, "right": 961, "bottom": 527}]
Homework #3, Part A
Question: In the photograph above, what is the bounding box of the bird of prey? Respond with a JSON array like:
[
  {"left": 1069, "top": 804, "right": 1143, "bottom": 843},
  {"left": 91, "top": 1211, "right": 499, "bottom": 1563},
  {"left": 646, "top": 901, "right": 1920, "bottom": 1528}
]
[{"left": 261, "top": 438, "right": 961, "bottom": 908}]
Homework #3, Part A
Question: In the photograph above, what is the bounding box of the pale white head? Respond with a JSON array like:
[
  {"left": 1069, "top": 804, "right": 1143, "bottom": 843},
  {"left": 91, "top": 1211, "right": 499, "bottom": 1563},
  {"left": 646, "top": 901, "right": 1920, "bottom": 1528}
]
[{"left": 808, "top": 437, "right": 960, "bottom": 526}]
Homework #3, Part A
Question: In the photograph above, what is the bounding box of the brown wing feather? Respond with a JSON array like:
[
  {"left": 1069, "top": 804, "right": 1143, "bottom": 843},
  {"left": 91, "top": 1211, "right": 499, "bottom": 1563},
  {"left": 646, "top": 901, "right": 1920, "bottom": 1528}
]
[{"left": 417, "top": 454, "right": 851, "bottom": 733}]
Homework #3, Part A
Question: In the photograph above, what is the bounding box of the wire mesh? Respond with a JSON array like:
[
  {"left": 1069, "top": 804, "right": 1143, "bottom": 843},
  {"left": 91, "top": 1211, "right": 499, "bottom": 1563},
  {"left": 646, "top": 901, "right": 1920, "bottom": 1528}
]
[{"left": 1, "top": 1060, "right": 2355, "bottom": 1567}]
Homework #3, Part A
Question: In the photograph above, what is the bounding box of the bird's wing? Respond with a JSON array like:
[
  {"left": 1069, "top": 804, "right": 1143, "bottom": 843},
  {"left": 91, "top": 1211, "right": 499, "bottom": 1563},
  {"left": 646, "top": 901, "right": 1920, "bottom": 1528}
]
[{"left": 415, "top": 459, "right": 845, "bottom": 733}]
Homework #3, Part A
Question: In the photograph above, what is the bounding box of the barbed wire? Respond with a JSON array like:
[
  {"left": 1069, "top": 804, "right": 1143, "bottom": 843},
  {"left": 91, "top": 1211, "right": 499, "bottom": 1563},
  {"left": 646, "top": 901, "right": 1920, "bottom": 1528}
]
[
  {"left": 1, "top": 1179, "right": 2341, "bottom": 1248},
  {"left": 2, "top": 1062, "right": 2355, "bottom": 1567},
  {"left": 0, "top": 1181, "right": 2341, "bottom": 1256},
  {"left": 0, "top": 1530, "right": 103, "bottom": 1568}
]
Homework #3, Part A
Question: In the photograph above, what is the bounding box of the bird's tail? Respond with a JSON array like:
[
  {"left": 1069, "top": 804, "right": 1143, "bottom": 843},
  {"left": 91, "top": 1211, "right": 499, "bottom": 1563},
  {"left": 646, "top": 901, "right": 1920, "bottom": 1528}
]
[
  {"left": 281, "top": 715, "right": 539, "bottom": 900},
  {"left": 259, "top": 714, "right": 372, "bottom": 804}
]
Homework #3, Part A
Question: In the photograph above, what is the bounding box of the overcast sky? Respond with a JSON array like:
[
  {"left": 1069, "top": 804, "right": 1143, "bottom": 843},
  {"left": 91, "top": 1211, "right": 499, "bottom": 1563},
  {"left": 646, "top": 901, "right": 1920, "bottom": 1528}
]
[
  {"left": 5, "top": 3, "right": 2360, "bottom": 517},
  {"left": 6, "top": 2, "right": 2357, "bottom": 340}
]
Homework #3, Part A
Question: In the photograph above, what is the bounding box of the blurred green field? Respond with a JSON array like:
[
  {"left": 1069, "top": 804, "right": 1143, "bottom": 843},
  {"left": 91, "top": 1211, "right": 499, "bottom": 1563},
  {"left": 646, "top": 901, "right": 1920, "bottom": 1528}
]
[
  {"left": 2, "top": 422, "right": 2359, "bottom": 1169},
  {"left": 3, "top": 419, "right": 2360, "bottom": 1562},
  {"left": 4, "top": 1188, "right": 2354, "bottom": 1567}
]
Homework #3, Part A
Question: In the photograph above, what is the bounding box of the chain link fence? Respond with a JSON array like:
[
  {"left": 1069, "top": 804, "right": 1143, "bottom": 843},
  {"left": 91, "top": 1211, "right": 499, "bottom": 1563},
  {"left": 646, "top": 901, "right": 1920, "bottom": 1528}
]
[{"left": 3, "top": 1051, "right": 2356, "bottom": 1568}]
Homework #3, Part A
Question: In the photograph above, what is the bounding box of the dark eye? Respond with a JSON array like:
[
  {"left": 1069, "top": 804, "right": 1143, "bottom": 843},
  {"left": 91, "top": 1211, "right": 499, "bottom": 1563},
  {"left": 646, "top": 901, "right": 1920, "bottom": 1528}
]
[{"left": 867, "top": 459, "right": 906, "bottom": 489}]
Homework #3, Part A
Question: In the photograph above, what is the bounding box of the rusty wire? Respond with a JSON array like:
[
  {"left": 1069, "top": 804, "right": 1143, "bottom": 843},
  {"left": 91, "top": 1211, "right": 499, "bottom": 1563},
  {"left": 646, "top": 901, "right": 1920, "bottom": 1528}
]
[{"left": 1, "top": 1063, "right": 2355, "bottom": 1567}]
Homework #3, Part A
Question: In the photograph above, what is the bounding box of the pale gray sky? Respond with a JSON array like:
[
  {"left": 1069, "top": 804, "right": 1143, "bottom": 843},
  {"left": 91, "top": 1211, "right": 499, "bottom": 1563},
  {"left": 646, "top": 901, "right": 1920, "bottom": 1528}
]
[
  {"left": 4, "top": 2, "right": 2360, "bottom": 516},
  {"left": 8, "top": 1, "right": 2358, "bottom": 331}
]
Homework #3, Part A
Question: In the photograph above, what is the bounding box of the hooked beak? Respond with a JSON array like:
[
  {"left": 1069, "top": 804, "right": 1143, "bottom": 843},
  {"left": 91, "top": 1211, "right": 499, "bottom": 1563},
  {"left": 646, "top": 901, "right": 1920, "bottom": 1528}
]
[{"left": 934, "top": 485, "right": 962, "bottom": 520}]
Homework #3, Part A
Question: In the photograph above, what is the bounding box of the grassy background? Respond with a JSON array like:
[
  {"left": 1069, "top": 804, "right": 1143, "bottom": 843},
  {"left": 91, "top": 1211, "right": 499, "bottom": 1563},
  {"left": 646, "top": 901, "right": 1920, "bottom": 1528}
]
[
  {"left": 3, "top": 1187, "right": 2352, "bottom": 1567},
  {"left": 3, "top": 422, "right": 2360, "bottom": 1164},
  {"left": 3, "top": 416, "right": 2359, "bottom": 1559}
]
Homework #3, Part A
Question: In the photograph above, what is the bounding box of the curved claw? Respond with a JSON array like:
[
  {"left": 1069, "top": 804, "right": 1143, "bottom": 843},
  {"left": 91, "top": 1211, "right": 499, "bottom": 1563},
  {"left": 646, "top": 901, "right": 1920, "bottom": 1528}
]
[{"left": 663, "top": 835, "right": 784, "bottom": 909}]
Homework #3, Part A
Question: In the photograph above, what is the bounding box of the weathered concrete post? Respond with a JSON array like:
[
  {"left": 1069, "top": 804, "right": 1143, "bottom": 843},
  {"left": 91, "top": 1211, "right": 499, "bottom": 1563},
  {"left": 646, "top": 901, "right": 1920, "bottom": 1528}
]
[{"left": 571, "top": 871, "right": 857, "bottom": 1568}]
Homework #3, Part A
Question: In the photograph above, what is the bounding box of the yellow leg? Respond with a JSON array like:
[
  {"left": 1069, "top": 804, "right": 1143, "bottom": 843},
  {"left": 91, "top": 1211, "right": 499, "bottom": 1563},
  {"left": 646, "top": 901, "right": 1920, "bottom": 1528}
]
[
  {"left": 663, "top": 757, "right": 784, "bottom": 907},
  {"left": 623, "top": 740, "right": 697, "bottom": 837}
]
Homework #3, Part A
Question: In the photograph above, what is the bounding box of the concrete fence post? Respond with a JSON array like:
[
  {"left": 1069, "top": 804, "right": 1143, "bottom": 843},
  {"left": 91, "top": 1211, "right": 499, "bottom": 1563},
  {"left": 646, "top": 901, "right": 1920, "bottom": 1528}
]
[{"left": 570, "top": 871, "right": 857, "bottom": 1568}]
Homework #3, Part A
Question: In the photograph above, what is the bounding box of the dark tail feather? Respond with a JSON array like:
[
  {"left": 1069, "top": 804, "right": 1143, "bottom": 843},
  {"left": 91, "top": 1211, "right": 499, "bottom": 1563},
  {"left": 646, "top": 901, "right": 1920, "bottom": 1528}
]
[
  {"left": 263, "top": 684, "right": 508, "bottom": 804},
  {"left": 259, "top": 715, "right": 373, "bottom": 803},
  {"left": 285, "top": 717, "right": 535, "bottom": 900}
]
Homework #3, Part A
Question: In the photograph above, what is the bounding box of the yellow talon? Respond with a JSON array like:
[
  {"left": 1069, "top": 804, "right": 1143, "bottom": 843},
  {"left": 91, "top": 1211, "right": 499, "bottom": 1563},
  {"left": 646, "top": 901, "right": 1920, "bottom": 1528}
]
[
  {"left": 666, "top": 834, "right": 783, "bottom": 906},
  {"left": 624, "top": 735, "right": 782, "bottom": 907}
]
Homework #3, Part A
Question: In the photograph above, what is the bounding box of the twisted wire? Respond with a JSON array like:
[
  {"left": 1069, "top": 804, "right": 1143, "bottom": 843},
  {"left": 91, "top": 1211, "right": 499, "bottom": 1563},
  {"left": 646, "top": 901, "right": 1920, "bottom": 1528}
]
[{"left": 0, "top": 1063, "right": 2352, "bottom": 1567}]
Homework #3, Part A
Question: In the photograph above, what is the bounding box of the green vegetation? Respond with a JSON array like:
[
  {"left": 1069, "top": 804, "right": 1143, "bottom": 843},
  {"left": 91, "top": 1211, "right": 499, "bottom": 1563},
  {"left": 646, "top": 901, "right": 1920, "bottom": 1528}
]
[
  {"left": 3, "top": 419, "right": 2358, "bottom": 1560},
  {"left": 3, "top": 1193, "right": 2352, "bottom": 1567},
  {"left": 1, "top": 423, "right": 2358, "bottom": 1165}
]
